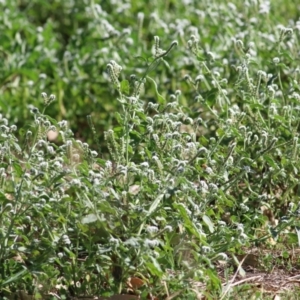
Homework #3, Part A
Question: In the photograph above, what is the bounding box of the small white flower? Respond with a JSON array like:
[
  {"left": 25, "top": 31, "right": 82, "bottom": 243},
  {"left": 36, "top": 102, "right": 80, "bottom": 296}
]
[
  {"left": 105, "top": 160, "right": 112, "bottom": 169},
  {"left": 47, "top": 146, "right": 55, "bottom": 154},
  {"left": 164, "top": 225, "right": 172, "bottom": 232},
  {"left": 239, "top": 233, "right": 248, "bottom": 240},
  {"left": 90, "top": 150, "right": 98, "bottom": 157},
  {"left": 41, "top": 92, "right": 47, "bottom": 99},
  {"left": 237, "top": 223, "right": 244, "bottom": 233},
  {"left": 109, "top": 237, "right": 120, "bottom": 246},
  {"left": 124, "top": 237, "right": 140, "bottom": 247},
  {"left": 70, "top": 179, "right": 81, "bottom": 187},
  {"left": 10, "top": 125, "right": 17, "bottom": 132},
  {"left": 218, "top": 221, "right": 226, "bottom": 227},
  {"left": 205, "top": 167, "right": 213, "bottom": 175},
  {"left": 202, "top": 246, "right": 211, "bottom": 253},
  {"left": 209, "top": 183, "right": 218, "bottom": 191},
  {"left": 217, "top": 253, "right": 228, "bottom": 260},
  {"left": 58, "top": 120, "right": 68, "bottom": 129},
  {"left": 62, "top": 234, "right": 71, "bottom": 245},
  {"left": 146, "top": 226, "right": 158, "bottom": 233},
  {"left": 199, "top": 180, "right": 209, "bottom": 193},
  {"left": 40, "top": 162, "right": 48, "bottom": 171},
  {"left": 144, "top": 239, "right": 161, "bottom": 248},
  {"left": 66, "top": 140, "right": 72, "bottom": 147},
  {"left": 140, "top": 162, "right": 149, "bottom": 168}
]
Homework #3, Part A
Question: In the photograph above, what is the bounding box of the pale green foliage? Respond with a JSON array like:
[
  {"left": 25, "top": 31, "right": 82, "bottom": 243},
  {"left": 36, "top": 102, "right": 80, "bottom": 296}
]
[{"left": 1, "top": 0, "right": 300, "bottom": 299}]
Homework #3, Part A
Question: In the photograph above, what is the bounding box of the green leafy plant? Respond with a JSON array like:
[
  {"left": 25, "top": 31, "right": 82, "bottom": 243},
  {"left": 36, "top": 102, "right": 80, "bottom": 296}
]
[{"left": 2, "top": 0, "right": 300, "bottom": 299}]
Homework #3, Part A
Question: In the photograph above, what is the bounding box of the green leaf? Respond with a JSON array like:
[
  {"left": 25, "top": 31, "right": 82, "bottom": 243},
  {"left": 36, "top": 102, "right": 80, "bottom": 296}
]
[
  {"left": 134, "top": 55, "right": 148, "bottom": 63},
  {"left": 146, "top": 257, "right": 163, "bottom": 277},
  {"left": 136, "top": 111, "right": 147, "bottom": 122},
  {"left": 231, "top": 254, "right": 246, "bottom": 277},
  {"left": 113, "top": 126, "right": 124, "bottom": 133},
  {"left": 44, "top": 115, "right": 58, "bottom": 126},
  {"left": 2, "top": 268, "right": 29, "bottom": 285},
  {"left": 13, "top": 142, "right": 22, "bottom": 153},
  {"left": 201, "top": 88, "right": 218, "bottom": 106},
  {"left": 286, "top": 232, "right": 298, "bottom": 245},
  {"left": 48, "top": 172, "right": 67, "bottom": 187},
  {"left": 196, "top": 53, "right": 206, "bottom": 62},
  {"left": 0, "top": 192, "right": 10, "bottom": 203},
  {"left": 120, "top": 79, "right": 130, "bottom": 95},
  {"left": 81, "top": 214, "right": 98, "bottom": 224},
  {"left": 147, "top": 194, "right": 164, "bottom": 216},
  {"left": 12, "top": 162, "right": 23, "bottom": 177},
  {"left": 282, "top": 250, "right": 289, "bottom": 259},
  {"left": 174, "top": 203, "right": 205, "bottom": 241},
  {"left": 263, "top": 155, "right": 278, "bottom": 169},
  {"left": 115, "top": 112, "right": 124, "bottom": 125},
  {"left": 63, "top": 247, "right": 76, "bottom": 258},
  {"left": 129, "top": 130, "right": 141, "bottom": 140},
  {"left": 203, "top": 215, "right": 215, "bottom": 233},
  {"left": 146, "top": 76, "right": 166, "bottom": 104},
  {"left": 199, "top": 136, "right": 209, "bottom": 146},
  {"left": 216, "top": 128, "right": 225, "bottom": 137}
]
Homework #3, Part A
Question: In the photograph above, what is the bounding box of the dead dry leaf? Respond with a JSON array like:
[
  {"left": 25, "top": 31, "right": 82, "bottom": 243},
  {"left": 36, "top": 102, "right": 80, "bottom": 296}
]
[
  {"left": 129, "top": 185, "right": 140, "bottom": 195},
  {"left": 127, "top": 277, "right": 144, "bottom": 290}
]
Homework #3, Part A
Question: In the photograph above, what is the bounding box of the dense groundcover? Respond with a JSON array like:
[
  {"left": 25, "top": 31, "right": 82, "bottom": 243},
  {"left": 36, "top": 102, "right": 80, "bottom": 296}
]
[{"left": 1, "top": 0, "right": 300, "bottom": 299}]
